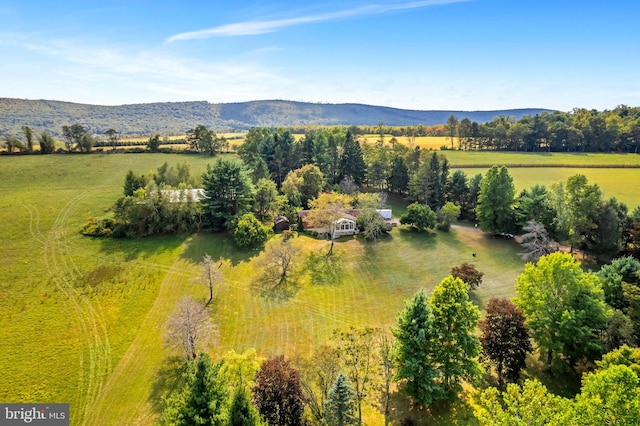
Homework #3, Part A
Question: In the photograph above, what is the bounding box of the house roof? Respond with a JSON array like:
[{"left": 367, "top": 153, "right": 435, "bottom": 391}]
[
  {"left": 274, "top": 215, "right": 289, "bottom": 224},
  {"left": 160, "top": 188, "right": 205, "bottom": 202}
]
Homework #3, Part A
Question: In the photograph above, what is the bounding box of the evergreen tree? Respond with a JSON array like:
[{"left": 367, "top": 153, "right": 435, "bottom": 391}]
[
  {"left": 392, "top": 290, "right": 440, "bottom": 406},
  {"left": 253, "top": 178, "right": 279, "bottom": 222},
  {"left": 447, "top": 170, "right": 471, "bottom": 216},
  {"left": 161, "top": 353, "right": 229, "bottom": 426},
  {"left": 327, "top": 133, "right": 341, "bottom": 185},
  {"left": 387, "top": 155, "right": 409, "bottom": 195},
  {"left": 123, "top": 170, "right": 147, "bottom": 196},
  {"left": 229, "top": 387, "right": 263, "bottom": 426},
  {"left": 325, "top": 372, "right": 358, "bottom": 426},
  {"left": 201, "top": 159, "right": 255, "bottom": 231},
  {"left": 339, "top": 131, "right": 366, "bottom": 185},
  {"left": 476, "top": 166, "right": 516, "bottom": 234}
]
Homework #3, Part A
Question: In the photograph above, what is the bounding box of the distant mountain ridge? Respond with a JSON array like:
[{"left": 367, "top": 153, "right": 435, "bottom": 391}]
[{"left": 0, "top": 98, "right": 553, "bottom": 137}]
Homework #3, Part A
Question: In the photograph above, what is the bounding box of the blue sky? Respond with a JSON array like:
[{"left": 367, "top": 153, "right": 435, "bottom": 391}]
[{"left": 1, "top": 0, "right": 638, "bottom": 111}]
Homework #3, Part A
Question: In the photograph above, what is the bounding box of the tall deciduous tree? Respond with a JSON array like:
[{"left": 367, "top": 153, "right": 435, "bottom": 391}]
[
  {"left": 187, "top": 124, "right": 220, "bottom": 156},
  {"left": 332, "top": 326, "right": 379, "bottom": 426},
  {"left": 474, "top": 379, "right": 569, "bottom": 426},
  {"left": 201, "top": 159, "right": 254, "bottom": 231},
  {"left": 325, "top": 372, "right": 358, "bottom": 426},
  {"left": 447, "top": 114, "right": 459, "bottom": 150},
  {"left": 164, "top": 296, "right": 218, "bottom": 361},
  {"left": 567, "top": 364, "right": 640, "bottom": 425},
  {"left": 306, "top": 192, "right": 352, "bottom": 254},
  {"left": 392, "top": 290, "right": 439, "bottom": 406},
  {"left": 38, "top": 131, "right": 56, "bottom": 154},
  {"left": 479, "top": 298, "right": 532, "bottom": 386},
  {"left": 378, "top": 333, "right": 395, "bottom": 426},
  {"left": 198, "top": 253, "right": 222, "bottom": 305},
  {"left": 62, "top": 123, "right": 91, "bottom": 152},
  {"left": 437, "top": 201, "right": 461, "bottom": 231},
  {"left": 476, "top": 166, "right": 516, "bottom": 234},
  {"left": 564, "top": 174, "right": 602, "bottom": 251},
  {"left": 22, "top": 126, "right": 34, "bottom": 152},
  {"left": 253, "top": 237, "right": 300, "bottom": 298},
  {"left": 281, "top": 164, "right": 324, "bottom": 208},
  {"left": 515, "top": 252, "right": 609, "bottom": 369},
  {"left": 429, "top": 276, "right": 482, "bottom": 399},
  {"left": 450, "top": 263, "right": 484, "bottom": 290},
  {"left": 298, "top": 345, "right": 341, "bottom": 425},
  {"left": 105, "top": 128, "right": 119, "bottom": 149},
  {"left": 252, "top": 355, "right": 306, "bottom": 426}
]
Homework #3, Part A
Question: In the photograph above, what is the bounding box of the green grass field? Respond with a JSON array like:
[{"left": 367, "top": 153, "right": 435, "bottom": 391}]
[{"left": 1, "top": 151, "right": 639, "bottom": 425}]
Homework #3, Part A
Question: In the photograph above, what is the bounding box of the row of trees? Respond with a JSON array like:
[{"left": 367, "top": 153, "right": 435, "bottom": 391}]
[
  {"left": 447, "top": 105, "right": 640, "bottom": 152},
  {"left": 476, "top": 165, "right": 640, "bottom": 257}
]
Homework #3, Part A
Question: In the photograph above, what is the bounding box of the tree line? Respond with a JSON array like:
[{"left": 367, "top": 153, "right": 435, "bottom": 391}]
[
  {"left": 447, "top": 105, "right": 640, "bottom": 153},
  {"left": 6, "top": 104, "right": 640, "bottom": 156}
]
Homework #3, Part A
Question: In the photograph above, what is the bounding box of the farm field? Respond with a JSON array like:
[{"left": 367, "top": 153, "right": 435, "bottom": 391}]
[
  {"left": 457, "top": 167, "right": 640, "bottom": 210},
  {"left": 0, "top": 151, "right": 639, "bottom": 425},
  {"left": 359, "top": 134, "right": 454, "bottom": 150}
]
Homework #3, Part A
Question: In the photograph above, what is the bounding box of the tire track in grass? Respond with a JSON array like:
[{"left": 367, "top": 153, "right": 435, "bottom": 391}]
[
  {"left": 23, "top": 204, "right": 44, "bottom": 244},
  {"left": 43, "top": 190, "right": 112, "bottom": 426},
  {"left": 85, "top": 253, "right": 189, "bottom": 425}
]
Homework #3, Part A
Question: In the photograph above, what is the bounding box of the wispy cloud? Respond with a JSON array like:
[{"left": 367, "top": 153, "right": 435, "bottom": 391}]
[{"left": 166, "top": 0, "right": 469, "bottom": 42}]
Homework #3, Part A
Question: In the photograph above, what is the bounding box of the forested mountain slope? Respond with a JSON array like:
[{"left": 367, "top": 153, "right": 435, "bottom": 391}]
[{"left": 0, "top": 97, "right": 551, "bottom": 137}]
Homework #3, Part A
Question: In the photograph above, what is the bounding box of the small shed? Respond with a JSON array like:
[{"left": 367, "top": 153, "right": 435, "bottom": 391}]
[{"left": 273, "top": 215, "right": 290, "bottom": 232}]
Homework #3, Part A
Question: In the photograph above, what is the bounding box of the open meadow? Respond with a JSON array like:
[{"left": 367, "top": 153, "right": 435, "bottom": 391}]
[{"left": 1, "top": 151, "right": 639, "bottom": 425}]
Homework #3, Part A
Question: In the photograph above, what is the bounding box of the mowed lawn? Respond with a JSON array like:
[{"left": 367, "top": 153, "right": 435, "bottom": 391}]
[{"left": 1, "top": 151, "right": 638, "bottom": 425}]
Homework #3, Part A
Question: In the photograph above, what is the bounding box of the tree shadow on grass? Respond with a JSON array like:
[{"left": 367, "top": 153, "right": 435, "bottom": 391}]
[
  {"left": 179, "top": 232, "right": 259, "bottom": 267},
  {"left": 467, "top": 289, "right": 484, "bottom": 309},
  {"left": 386, "top": 390, "right": 477, "bottom": 425},
  {"left": 148, "top": 355, "right": 188, "bottom": 416},
  {"left": 305, "top": 250, "right": 344, "bottom": 286},
  {"left": 397, "top": 227, "right": 438, "bottom": 249},
  {"left": 250, "top": 274, "right": 301, "bottom": 302},
  {"left": 98, "top": 234, "right": 187, "bottom": 262}
]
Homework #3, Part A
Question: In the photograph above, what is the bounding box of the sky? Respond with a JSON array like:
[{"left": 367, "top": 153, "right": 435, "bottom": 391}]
[{"left": 1, "top": 0, "right": 639, "bottom": 111}]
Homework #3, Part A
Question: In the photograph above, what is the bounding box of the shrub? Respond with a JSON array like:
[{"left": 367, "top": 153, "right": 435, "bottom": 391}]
[
  {"left": 234, "top": 213, "right": 270, "bottom": 248},
  {"left": 80, "top": 217, "right": 115, "bottom": 237}
]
